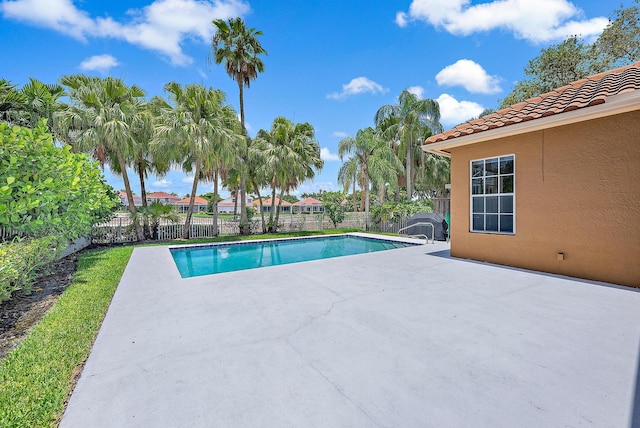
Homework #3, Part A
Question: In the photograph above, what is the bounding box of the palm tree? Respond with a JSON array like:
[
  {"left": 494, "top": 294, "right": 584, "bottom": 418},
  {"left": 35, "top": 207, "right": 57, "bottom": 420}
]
[
  {"left": 338, "top": 128, "right": 402, "bottom": 227},
  {"left": 337, "top": 155, "right": 360, "bottom": 212},
  {"left": 153, "top": 82, "right": 239, "bottom": 239},
  {"left": 210, "top": 17, "right": 267, "bottom": 235},
  {"left": 375, "top": 90, "right": 443, "bottom": 201},
  {"left": 0, "top": 79, "right": 27, "bottom": 126},
  {"left": 255, "top": 117, "right": 323, "bottom": 232},
  {"left": 132, "top": 201, "right": 180, "bottom": 240},
  {"left": 247, "top": 137, "right": 270, "bottom": 233},
  {"left": 57, "top": 74, "right": 147, "bottom": 241},
  {"left": 129, "top": 100, "right": 172, "bottom": 238},
  {"left": 20, "top": 78, "right": 65, "bottom": 133}
]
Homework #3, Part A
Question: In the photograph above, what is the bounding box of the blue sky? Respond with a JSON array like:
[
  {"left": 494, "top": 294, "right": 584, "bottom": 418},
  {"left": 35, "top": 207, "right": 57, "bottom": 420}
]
[{"left": 0, "top": 0, "right": 619, "bottom": 198}]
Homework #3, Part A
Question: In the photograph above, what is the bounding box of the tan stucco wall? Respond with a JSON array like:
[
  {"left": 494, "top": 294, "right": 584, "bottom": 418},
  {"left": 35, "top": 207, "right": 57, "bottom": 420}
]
[{"left": 448, "top": 110, "right": 640, "bottom": 287}]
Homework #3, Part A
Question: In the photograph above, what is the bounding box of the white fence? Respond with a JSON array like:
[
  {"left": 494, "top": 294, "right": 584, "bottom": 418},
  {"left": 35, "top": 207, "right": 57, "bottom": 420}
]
[{"left": 91, "top": 212, "right": 375, "bottom": 244}]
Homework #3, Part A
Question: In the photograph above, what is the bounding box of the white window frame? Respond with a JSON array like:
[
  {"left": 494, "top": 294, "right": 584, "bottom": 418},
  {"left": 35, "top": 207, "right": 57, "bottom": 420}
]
[{"left": 469, "top": 154, "right": 516, "bottom": 235}]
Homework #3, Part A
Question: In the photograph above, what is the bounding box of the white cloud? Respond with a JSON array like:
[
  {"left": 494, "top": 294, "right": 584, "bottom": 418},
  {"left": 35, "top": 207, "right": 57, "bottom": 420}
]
[
  {"left": 0, "top": 0, "right": 250, "bottom": 65},
  {"left": 395, "top": 11, "right": 408, "bottom": 28},
  {"left": 332, "top": 131, "right": 349, "bottom": 138},
  {"left": 435, "top": 59, "right": 501, "bottom": 94},
  {"left": 436, "top": 93, "right": 484, "bottom": 127},
  {"left": 406, "top": 86, "right": 425, "bottom": 99},
  {"left": 320, "top": 147, "right": 340, "bottom": 162},
  {"left": 153, "top": 179, "right": 172, "bottom": 188},
  {"left": 1, "top": 0, "right": 94, "bottom": 40},
  {"left": 181, "top": 176, "right": 194, "bottom": 183},
  {"left": 327, "top": 77, "right": 388, "bottom": 100},
  {"left": 79, "top": 54, "right": 119, "bottom": 73},
  {"left": 396, "top": 0, "right": 608, "bottom": 43}
]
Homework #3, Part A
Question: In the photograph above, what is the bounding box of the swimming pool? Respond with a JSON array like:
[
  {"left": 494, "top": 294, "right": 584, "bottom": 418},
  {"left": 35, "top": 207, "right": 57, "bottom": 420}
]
[{"left": 170, "top": 235, "right": 418, "bottom": 278}]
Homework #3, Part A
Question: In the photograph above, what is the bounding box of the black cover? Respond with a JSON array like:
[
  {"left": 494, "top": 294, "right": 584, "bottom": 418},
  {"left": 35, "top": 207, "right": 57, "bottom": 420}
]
[{"left": 407, "top": 212, "right": 448, "bottom": 241}]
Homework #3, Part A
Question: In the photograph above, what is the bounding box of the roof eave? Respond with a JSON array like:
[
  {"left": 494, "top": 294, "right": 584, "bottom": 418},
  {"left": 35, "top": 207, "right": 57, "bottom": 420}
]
[{"left": 422, "top": 90, "right": 640, "bottom": 157}]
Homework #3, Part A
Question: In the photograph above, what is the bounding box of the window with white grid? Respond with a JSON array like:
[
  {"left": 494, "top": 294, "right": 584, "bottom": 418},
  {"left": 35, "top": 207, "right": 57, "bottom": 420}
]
[{"left": 470, "top": 155, "right": 515, "bottom": 234}]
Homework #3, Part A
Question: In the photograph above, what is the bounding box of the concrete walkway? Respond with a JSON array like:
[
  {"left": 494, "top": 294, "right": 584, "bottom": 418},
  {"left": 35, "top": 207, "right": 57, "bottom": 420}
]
[{"left": 61, "top": 234, "right": 640, "bottom": 427}]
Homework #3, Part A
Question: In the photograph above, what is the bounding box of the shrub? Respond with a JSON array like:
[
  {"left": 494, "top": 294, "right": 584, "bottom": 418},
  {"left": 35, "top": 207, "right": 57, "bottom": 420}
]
[
  {"left": 0, "top": 120, "right": 118, "bottom": 241},
  {"left": 371, "top": 199, "right": 434, "bottom": 224},
  {"left": 320, "top": 191, "right": 346, "bottom": 228},
  {"left": 0, "top": 236, "right": 63, "bottom": 303}
]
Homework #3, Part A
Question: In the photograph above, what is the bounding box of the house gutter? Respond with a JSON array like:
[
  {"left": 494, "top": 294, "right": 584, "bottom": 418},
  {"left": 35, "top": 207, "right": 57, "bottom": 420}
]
[{"left": 422, "top": 90, "right": 640, "bottom": 157}]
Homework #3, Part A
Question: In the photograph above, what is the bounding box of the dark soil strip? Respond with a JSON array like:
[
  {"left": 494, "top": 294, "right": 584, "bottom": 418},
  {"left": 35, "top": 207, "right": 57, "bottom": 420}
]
[{"left": 0, "top": 253, "right": 79, "bottom": 359}]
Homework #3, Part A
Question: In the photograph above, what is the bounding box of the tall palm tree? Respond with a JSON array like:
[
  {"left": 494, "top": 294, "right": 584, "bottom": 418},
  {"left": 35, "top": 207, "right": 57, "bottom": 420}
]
[
  {"left": 338, "top": 128, "right": 402, "bottom": 226},
  {"left": 211, "top": 17, "right": 267, "bottom": 235},
  {"left": 57, "top": 74, "right": 147, "bottom": 241},
  {"left": 255, "top": 117, "right": 323, "bottom": 232},
  {"left": 375, "top": 90, "right": 443, "bottom": 201},
  {"left": 153, "top": 82, "right": 240, "bottom": 239}
]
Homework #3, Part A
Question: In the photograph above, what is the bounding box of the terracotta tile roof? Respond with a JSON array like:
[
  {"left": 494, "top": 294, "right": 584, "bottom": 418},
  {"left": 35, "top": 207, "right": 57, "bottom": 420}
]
[
  {"left": 293, "top": 197, "right": 322, "bottom": 206},
  {"left": 253, "top": 197, "right": 292, "bottom": 206},
  {"left": 147, "top": 191, "right": 180, "bottom": 200},
  {"left": 176, "top": 196, "right": 208, "bottom": 205},
  {"left": 426, "top": 62, "right": 640, "bottom": 144}
]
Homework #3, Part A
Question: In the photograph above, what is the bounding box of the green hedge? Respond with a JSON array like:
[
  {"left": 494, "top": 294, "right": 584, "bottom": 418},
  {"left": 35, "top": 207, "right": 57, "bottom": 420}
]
[{"left": 0, "top": 236, "right": 62, "bottom": 303}]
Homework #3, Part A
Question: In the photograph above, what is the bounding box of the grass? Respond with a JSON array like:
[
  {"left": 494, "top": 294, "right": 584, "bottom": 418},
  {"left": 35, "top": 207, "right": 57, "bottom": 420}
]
[
  {"left": 0, "top": 246, "right": 133, "bottom": 427},
  {"left": 0, "top": 229, "right": 360, "bottom": 427}
]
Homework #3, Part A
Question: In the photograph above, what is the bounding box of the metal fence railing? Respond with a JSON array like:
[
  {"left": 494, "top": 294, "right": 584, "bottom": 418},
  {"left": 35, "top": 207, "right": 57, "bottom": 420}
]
[
  {"left": 91, "top": 212, "right": 376, "bottom": 244},
  {"left": 0, "top": 226, "right": 24, "bottom": 242}
]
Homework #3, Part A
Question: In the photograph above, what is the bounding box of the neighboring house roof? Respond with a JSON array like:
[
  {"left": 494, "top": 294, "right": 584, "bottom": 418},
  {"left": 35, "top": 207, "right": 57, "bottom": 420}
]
[
  {"left": 424, "top": 62, "right": 640, "bottom": 155},
  {"left": 118, "top": 191, "right": 142, "bottom": 205},
  {"left": 147, "top": 192, "right": 180, "bottom": 201},
  {"left": 219, "top": 196, "right": 252, "bottom": 206},
  {"left": 176, "top": 196, "right": 208, "bottom": 205},
  {"left": 254, "top": 198, "right": 292, "bottom": 206},
  {"left": 293, "top": 197, "right": 322, "bottom": 206}
]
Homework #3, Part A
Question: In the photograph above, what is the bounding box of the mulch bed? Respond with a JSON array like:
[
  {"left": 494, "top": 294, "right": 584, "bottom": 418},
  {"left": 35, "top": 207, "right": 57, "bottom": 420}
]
[{"left": 0, "top": 253, "right": 80, "bottom": 359}]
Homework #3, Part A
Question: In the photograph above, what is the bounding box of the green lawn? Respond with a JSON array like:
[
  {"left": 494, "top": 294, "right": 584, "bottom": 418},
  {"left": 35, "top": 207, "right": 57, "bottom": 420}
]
[{"left": 0, "top": 229, "right": 360, "bottom": 427}]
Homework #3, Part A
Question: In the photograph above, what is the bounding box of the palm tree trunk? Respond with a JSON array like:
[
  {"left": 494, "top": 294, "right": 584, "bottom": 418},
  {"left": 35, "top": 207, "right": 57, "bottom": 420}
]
[
  {"left": 240, "top": 172, "right": 249, "bottom": 234},
  {"left": 212, "top": 169, "right": 219, "bottom": 236},
  {"left": 378, "top": 183, "right": 385, "bottom": 205},
  {"left": 268, "top": 183, "right": 277, "bottom": 232},
  {"left": 274, "top": 189, "right": 285, "bottom": 232},
  {"left": 251, "top": 178, "right": 267, "bottom": 233},
  {"left": 182, "top": 162, "right": 200, "bottom": 239},
  {"left": 116, "top": 148, "right": 143, "bottom": 241},
  {"left": 238, "top": 81, "right": 250, "bottom": 235},
  {"left": 406, "top": 137, "right": 412, "bottom": 201},
  {"left": 232, "top": 186, "right": 238, "bottom": 216},
  {"left": 359, "top": 171, "right": 366, "bottom": 211},
  {"left": 365, "top": 181, "right": 370, "bottom": 231},
  {"left": 352, "top": 170, "right": 357, "bottom": 212},
  {"left": 137, "top": 160, "right": 151, "bottom": 239}
]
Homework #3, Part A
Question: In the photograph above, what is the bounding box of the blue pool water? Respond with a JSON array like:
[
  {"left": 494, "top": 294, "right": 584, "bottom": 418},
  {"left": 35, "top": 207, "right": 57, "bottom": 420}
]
[{"left": 170, "top": 235, "right": 416, "bottom": 278}]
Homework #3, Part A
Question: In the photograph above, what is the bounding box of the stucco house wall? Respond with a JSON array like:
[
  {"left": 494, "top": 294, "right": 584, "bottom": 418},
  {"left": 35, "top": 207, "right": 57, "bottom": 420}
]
[{"left": 448, "top": 110, "right": 640, "bottom": 286}]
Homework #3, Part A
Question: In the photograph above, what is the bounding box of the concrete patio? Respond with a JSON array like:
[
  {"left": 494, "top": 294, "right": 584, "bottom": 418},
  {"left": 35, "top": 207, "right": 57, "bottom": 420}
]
[{"left": 61, "top": 234, "right": 640, "bottom": 427}]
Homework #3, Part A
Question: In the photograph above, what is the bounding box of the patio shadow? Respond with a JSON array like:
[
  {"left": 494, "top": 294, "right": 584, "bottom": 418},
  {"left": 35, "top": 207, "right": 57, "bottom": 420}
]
[{"left": 424, "top": 250, "right": 640, "bottom": 292}]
